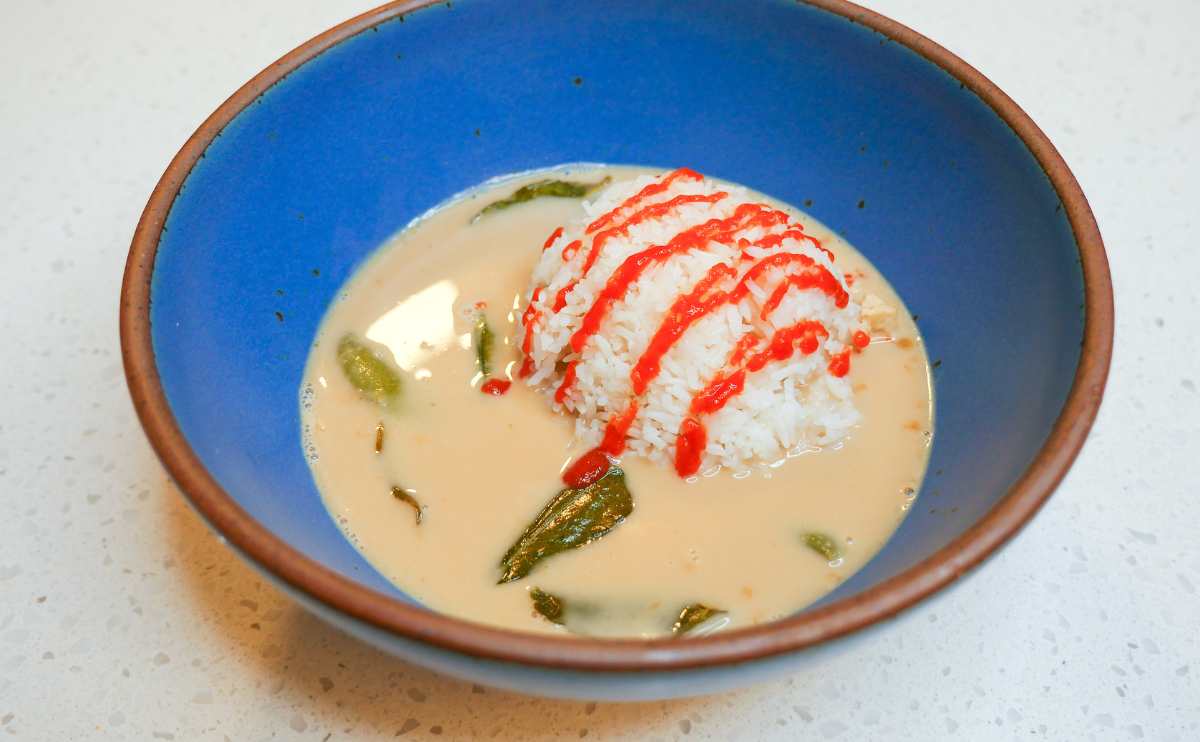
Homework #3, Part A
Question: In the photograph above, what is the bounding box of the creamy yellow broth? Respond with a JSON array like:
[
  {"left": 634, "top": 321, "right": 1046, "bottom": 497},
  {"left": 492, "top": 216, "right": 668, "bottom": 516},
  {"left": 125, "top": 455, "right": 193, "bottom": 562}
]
[{"left": 301, "top": 166, "right": 933, "bottom": 637}]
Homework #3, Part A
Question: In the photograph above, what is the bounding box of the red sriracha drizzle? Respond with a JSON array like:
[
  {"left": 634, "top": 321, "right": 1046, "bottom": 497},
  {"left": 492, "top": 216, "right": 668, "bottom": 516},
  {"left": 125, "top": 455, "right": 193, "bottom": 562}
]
[
  {"left": 542, "top": 226, "right": 564, "bottom": 251},
  {"left": 827, "top": 350, "right": 851, "bottom": 378},
  {"left": 755, "top": 228, "right": 835, "bottom": 262},
  {"left": 599, "top": 401, "right": 639, "bottom": 455},
  {"left": 674, "top": 320, "right": 829, "bottom": 477},
  {"left": 517, "top": 287, "right": 543, "bottom": 379},
  {"left": 728, "top": 332, "right": 760, "bottom": 366},
  {"left": 562, "top": 448, "right": 611, "bottom": 489},
  {"left": 568, "top": 203, "right": 784, "bottom": 358},
  {"left": 528, "top": 169, "right": 867, "bottom": 476},
  {"left": 674, "top": 417, "right": 707, "bottom": 480},
  {"left": 560, "top": 239, "right": 582, "bottom": 262},
  {"left": 585, "top": 167, "right": 702, "bottom": 235},
  {"left": 749, "top": 321, "right": 828, "bottom": 370},
  {"left": 555, "top": 205, "right": 773, "bottom": 405},
  {"left": 480, "top": 378, "right": 512, "bottom": 396},
  {"left": 553, "top": 361, "right": 577, "bottom": 404},
  {"left": 630, "top": 242, "right": 845, "bottom": 396},
  {"left": 553, "top": 195, "right": 732, "bottom": 316},
  {"left": 759, "top": 266, "right": 849, "bottom": 318},
  {"left": 552, "top": 280, "right": 578, "bottom": 312},
  {"left": 690, "top": 370, "right": 746, "bottom": 416},
  {"left": 629, "top": 262, "right": 738, "bottom": 394},
  {"left": 580, "top": 192, "right": 727, "bottom": 276},
  {"left": 559, "top": 403, "right": 639, "bottom": 487},
  {"left": 559, "top": 206, "right": 850, "bottom": 461}
]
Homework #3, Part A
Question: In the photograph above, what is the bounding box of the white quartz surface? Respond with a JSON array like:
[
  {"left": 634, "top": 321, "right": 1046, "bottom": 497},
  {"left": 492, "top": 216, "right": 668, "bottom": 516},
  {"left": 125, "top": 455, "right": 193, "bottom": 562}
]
[{"left": 1, "top": 0, "right": 1197, "bottom": 738}]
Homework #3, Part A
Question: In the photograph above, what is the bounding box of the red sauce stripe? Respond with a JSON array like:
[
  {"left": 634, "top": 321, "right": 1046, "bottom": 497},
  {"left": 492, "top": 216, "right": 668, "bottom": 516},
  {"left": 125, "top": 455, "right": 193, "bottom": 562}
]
[
  {"left": 730, "top": 252, "right": 813, "bottom": 301},
  {"left": 688, "top": 369, "right": 746, "bottom": 417},
  {"left": 552, "top": 280, "right": 578, "bottom": 312},
  {"left": 813, "top": 239, "right": 834, "bottom": 262},
  {"left": 744, "top": 320, "right": 828, "bottom": 372},
  {"left": 542, "top": 226, "right": 564, "bottom": 252},
  {"left": 805, "top": 234, "right": 834, "bottom": 262},
  {"left": 750, "top": 227, "right": 834, "bottom": 262},
  {"left": 568, "top": 203, "right": 782, "bottom": 356},
  {"left": 627, "top": 249, "right": 844, "bottom": 394},
  {"left": 759, "top": 266, "right": 849, "bottom": 319},
  {"left": 548, "top": 189, "right": 854, "bottom": 477},
  {"left": 560, "top": 239, "right": 582, "bottom": 262},
  {"left": 751, "top": 229, "right": 806, "bottom": 251},
  {"left": 480, "top": 378, "right": 512, "bottom": 396},
  {"left": 517, "top": 287, "right": 543, "bottom": 379},
  {"left": 599, "top": 400, "right": 639, "bottom": 455},
  {"left": 675, "top": 319, "right": 829, "bottom": 477},
  {"left": 553, "top": 361, "right": 577, "bottom": 404},
  {"left": 629, "top": 262, "right": 738, "bottom": 395},
  {"left": 585, "top": 167, "right": 702, "bottom": 235},
  {"left": 559, "top": 200, "right": 796, "bottom": 403},
  {"left": 580, "top": 192, "right": 727, "bottom": 277},
  {"left": 562, "top": 448, "right": 611, "bottom": 488},
  {"left": 674, "top": 416, "right": 707, "bottom": 478},
  {"left": 827, "top": 350, "right": 851, "bottom": 377},
  {"left": 728, "top": 331, "right": 761, "bottom": 366}
]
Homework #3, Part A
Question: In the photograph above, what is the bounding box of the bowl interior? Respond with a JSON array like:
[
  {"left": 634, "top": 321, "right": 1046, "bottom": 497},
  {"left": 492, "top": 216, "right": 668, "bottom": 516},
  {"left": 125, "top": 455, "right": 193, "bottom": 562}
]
[{"left": 148, "top": 0, "right": 1084, "bottom": 615}]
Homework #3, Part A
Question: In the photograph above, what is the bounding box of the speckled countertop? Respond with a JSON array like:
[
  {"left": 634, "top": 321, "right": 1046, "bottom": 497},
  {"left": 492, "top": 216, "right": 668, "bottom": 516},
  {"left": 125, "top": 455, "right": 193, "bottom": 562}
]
[{"left": 1, "top": 0, "right": 1197, "bottom": 739}]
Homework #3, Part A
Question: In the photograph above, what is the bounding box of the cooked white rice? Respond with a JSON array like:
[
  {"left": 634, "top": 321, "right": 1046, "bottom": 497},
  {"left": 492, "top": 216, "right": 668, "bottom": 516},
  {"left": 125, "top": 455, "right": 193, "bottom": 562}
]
[{"left": 520, "top": 169, "right": 868, "bottom": 477}]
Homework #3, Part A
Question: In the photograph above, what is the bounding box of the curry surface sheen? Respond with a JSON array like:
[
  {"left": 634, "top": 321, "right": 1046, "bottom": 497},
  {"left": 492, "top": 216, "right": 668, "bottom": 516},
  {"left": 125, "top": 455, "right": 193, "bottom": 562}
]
[{"left": 301, "top": 166, "right": 933, "bottom": 637}]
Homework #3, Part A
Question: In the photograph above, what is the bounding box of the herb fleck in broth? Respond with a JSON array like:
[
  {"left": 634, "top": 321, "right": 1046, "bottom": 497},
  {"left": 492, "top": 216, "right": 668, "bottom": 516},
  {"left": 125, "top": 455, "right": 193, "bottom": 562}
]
[{"left": 302, "top": 165, "right": 933, "bottom": 638}]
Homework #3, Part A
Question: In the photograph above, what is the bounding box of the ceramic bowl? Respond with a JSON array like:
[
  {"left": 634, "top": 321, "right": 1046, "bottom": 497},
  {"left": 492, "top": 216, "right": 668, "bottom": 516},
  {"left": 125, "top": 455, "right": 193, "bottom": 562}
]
[{"left": 121, "top": 0, "right": 1112, "bottom": 700}]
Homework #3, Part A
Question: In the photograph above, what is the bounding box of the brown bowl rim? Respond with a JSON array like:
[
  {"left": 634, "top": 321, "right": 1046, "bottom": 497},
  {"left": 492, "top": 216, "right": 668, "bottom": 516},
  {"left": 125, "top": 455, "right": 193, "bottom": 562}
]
[{"left": 120, "top": 0, "right": 1113, "bottom": 672}]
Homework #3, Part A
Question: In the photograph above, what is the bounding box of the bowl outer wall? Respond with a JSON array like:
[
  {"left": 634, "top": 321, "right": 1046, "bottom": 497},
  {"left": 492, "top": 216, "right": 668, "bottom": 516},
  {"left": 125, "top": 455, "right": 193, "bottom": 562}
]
[{"left": 120, "top": 0, "right": 1113, "bottom": 674}]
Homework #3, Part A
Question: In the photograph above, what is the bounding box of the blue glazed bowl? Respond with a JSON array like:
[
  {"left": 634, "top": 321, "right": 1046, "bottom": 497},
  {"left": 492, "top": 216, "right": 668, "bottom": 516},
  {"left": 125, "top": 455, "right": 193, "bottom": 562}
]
[{"left": 121, "top": 0, "right": 1112, "bottom": 699}]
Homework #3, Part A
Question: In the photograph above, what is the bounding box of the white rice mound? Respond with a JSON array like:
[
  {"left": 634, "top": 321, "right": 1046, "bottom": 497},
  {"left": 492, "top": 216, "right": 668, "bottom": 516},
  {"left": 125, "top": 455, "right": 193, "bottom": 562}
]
[{"left": 521, "top": 170, "right": 869, "bottom": 476}]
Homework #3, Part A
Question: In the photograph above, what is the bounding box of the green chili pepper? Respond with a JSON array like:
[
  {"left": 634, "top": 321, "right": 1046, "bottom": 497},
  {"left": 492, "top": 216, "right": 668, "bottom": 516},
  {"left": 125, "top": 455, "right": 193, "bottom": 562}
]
[
  {"left": 498, "top": 468, "right": 632, "bottom": 583},
  {"left": 473, "top": 177, "right": 611, "bottom": 220}
]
